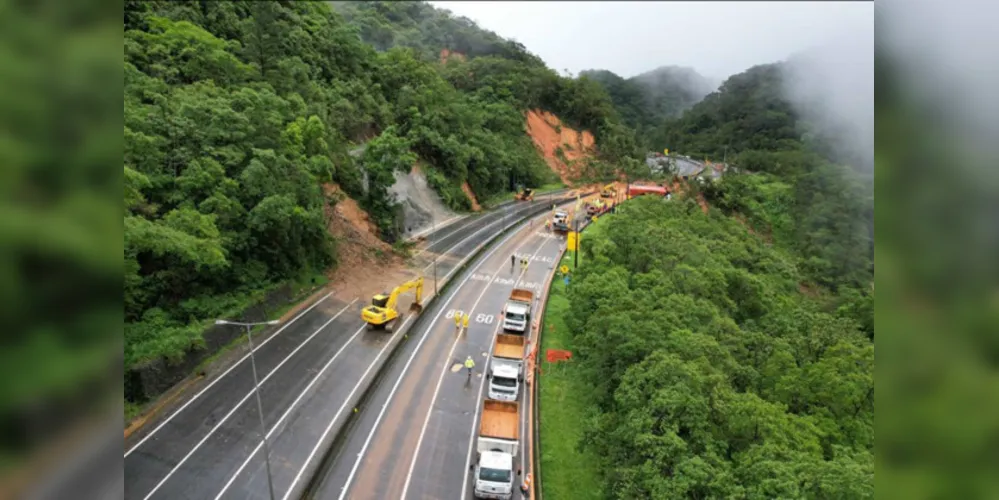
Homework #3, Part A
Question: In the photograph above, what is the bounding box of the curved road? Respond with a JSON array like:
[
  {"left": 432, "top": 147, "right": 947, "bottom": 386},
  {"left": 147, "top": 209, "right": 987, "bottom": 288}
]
[
  {"left": 123, "top": 193, "right": 570, "bottom": 500},
  {"left": 308, "top": 206, "right": 581, "bottom": 500}
]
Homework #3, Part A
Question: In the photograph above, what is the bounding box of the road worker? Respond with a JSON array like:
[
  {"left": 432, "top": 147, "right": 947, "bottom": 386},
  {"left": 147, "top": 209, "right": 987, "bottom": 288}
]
[
  {"left": 520, "top": 257, "right": 528, "bottom": 272},
  {"left": 454, "top": 311, "right": 463, "bottom": 333},
  {"left": 464, "top": 355, "right": 475, "bottom": 378},
  {"left": 462, "top": 312, "right": 470, "bottom": 332}
]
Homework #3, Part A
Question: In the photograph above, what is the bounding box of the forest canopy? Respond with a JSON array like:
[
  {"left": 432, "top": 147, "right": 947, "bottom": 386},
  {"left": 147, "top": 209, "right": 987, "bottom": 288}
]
[
  {"left": 123, "top": 0, "right": 638, "bottom": 369},
  {"left": 567, "top": 198, "right": 874, "bottom": 498}
]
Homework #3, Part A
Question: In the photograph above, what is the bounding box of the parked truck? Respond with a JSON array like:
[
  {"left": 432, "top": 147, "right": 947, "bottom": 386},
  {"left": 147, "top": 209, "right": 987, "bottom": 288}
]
[
  {"left": 501, "top": 288, "right": 534, "bottom": 333},
  {"left": 488, "top": 334, "right": 527, "bottom": 401},
  {"left": 552, "top": 209, "right": 570, "bottom": 232},
  {"left": 473, "top": 400, "right": 520, "bottom": 500}
]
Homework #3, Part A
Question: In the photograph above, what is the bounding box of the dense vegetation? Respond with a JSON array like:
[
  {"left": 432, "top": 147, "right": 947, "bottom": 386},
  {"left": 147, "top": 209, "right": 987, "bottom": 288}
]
[
  {"left": 656, "top": 62, "right": 874, "bottom": 293},
  {"left": 565, "top": 199, "right": 873, "bottom": 498},
  {"left": 123, "top": 1, "right": 637, "bottom": 371},
  {"left": 582, "top": 66, "right": 716, "bottom": 148}
]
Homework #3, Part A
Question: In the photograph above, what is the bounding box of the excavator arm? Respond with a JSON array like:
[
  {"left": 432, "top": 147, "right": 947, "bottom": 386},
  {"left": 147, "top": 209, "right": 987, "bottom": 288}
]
[
  {"left": 384, "top": 277, "right": 423, "bottom": 311},
  {"left": 362, "top": 276, "right": 424, "bottom": 328}
]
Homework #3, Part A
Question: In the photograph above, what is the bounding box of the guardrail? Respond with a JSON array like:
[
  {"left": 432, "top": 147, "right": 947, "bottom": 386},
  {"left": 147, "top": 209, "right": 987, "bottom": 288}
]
[
  {"left": 528, "top": 207, "right": 601, "bottom": 500},
  {"left": 297, "top": 194, "right": 580, "bottom": 499}
]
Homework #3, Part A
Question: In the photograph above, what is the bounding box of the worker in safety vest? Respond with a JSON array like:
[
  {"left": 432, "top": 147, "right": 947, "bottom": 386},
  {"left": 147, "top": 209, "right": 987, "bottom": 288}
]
[
  {"left": 454, "top": 311, "right": 463, "bottom": 333},
  {"left": 462, "top": 312, "right": 470, "bottom": 332},
  {"left": 464, "top": 355, "right": 475, "bottom": 377}
]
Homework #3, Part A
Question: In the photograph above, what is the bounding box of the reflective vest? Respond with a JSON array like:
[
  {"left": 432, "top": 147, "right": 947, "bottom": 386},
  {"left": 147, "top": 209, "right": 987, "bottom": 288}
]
[{"left": 464, "top": 357, "right": 475, "bottom": 369}]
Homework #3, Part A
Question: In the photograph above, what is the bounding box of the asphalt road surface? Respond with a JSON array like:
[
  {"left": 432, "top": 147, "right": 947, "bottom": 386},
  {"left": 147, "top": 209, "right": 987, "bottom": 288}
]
[
  {"left": 123, "top": 193, "right": 570, "bottom": 500},
  {"left": 309, "top": 206, "right": 579, "bottom": 500}
]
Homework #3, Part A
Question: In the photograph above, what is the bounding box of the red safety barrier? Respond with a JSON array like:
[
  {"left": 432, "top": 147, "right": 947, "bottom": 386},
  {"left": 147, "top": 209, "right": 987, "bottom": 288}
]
[{"left": 546, "top": 349, "right": 573, "bottom": 363}]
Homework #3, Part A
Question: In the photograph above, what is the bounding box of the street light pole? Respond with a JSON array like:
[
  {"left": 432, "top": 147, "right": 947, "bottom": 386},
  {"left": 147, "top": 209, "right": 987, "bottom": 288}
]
[
  {"left": 215, "top": 319, "right": 280, "bottom": 500},
  {"left": 432, "top": 212, "right": 438, "bottom": 296}
]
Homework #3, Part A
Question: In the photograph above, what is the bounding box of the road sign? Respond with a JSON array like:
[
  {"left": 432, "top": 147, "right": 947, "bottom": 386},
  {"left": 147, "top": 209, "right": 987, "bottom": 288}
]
[{"left": 567, "top": 231, "right": 578, "bottom": 251}]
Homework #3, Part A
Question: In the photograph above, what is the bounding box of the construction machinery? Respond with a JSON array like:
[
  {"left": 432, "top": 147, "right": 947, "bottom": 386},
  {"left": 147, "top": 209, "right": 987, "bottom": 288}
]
[
  {"left": 552, "top": 209, "right": 570, "bottom": 233},
  {"left": 361, "top": 276, "right": 424, "bottom": 329},
  {"left": 600, "top": 183, "right": 616, "bottom": 198},
  {"left": 514, "top": 187, "right": 535, "bottom": 201}
]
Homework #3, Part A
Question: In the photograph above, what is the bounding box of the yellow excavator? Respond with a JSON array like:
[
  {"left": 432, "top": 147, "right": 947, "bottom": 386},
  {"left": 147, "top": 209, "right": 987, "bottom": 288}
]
[
  {"left": 600, "top": 183, "right": 616, "bottom": 198},
  {"left": 361, "top": 276, "right": 424, "bottom": 329}
]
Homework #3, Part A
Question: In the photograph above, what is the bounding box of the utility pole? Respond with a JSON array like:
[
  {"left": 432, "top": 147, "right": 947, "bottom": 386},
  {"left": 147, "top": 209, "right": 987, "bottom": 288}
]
[
  {"left": 573, "top": 218, "right": 579, "bottom": 269},
  {"left": 214, "top": 319, "right": 281, "bottom": 500},
  {"left": 432, "top": 212, "right": 438, "bottom": 296}
]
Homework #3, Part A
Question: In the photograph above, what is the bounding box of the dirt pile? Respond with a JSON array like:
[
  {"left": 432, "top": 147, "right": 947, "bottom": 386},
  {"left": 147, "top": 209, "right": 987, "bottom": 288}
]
[
  {"left": 461, "top": 182, "right": 482, "bottom": 211},
  {"left": 322, "top": 184, "right": 412, "bottom": 302},
  {"left": 525, "top": 110, "right": 596, "bottom": 185}
]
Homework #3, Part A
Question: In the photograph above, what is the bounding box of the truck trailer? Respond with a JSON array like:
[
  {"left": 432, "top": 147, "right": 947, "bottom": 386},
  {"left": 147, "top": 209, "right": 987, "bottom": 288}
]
[
  {"left": 473, "top": 400, "right": 520, "bottom": 500},
  {"left": 501, "top": 288, "right": 534, "bottom": 333},
  {"left": 488, "top": 334, "right": 527, "bottom": 401}
]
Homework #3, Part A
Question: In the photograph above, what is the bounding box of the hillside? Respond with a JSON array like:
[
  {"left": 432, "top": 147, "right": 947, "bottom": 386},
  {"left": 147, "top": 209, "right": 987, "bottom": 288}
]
[
  {"left": 581, "top": 65, "right": 716, "bottom": 146},
  {"left": 123, "top": 1, "right": 639, "bottom": 371}
]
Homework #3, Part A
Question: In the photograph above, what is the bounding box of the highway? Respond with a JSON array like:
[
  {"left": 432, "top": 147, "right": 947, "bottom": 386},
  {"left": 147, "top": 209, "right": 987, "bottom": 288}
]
[
  {"left": 123, "top": 192, "right": 570, "bottom": 500},
  {"left": 308, "top": 206, "right": 579, "bottom": 500}
]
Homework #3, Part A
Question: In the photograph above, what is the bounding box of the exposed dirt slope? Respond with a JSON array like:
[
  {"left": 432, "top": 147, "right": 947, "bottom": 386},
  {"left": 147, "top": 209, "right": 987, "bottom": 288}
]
[
  {"left": 461, "top": 181, "right": 482, "bottom": 211},
  {"left": 322, "top": 184, "right": 413, "bottom": 302},
  {"left": 439, "top": 49, "right": 467, "bottom": 64},
  {"left": 525, "top": 110, "right": 596, "bottom": 186}
]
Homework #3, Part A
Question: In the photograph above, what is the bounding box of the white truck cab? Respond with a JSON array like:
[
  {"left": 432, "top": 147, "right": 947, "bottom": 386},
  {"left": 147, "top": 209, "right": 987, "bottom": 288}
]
[
  {"left": 474, "top": 450, "right": 515, "bottom": 500},
  {"left": 488, "top": 363, "right": 520, "bottom": 401}
]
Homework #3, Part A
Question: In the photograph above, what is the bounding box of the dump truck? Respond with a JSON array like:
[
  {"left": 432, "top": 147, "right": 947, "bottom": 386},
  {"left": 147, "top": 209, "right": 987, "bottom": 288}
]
[
  {"left": 488, "top": 334, "right": 527, "bottom": 401},
  {"left": 552, "top": 209, "right": 570, "bottom": 233},
  {"left": 473, "top": 400, "right": 520, "bottom": 500},
  {"left": 501, "top": 288, "right": 534, "bottom": 333}
]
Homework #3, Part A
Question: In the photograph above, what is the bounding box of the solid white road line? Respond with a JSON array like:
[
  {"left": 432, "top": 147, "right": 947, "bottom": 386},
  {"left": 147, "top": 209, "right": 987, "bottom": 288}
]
[
  {"left": 212, "top": 322, "right": 370, "bottom": 499},
  {"left": 400, "top": 231, "right": 554, "bottom": 500},
  {"left": 333, "top": 218, "right": 543, "bottom": 500},
  {"left": 139, "top": 300, "right": 356, "bottom": 500},
  {"left": 284, "top": 214, "right": 539, "bottom": 500},
  {"left": 459, "top": 244, "right": 558, "bottom": 499},
  {"left": 412, "top": 198, "right": 544, "bottom": 260},
  {"left": 124, "top": 291, "right": 338, "bottom": 458}
]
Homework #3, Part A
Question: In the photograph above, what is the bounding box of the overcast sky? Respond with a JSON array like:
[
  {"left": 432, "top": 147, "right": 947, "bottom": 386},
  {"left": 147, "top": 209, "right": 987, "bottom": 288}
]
[{"left": 429, "top": 1, "right": 873, "bottom": 81}]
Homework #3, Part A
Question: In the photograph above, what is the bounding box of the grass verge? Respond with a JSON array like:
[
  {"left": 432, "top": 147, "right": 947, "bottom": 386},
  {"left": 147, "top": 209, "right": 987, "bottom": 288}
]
[{"left": 538, "top": 253, "right": 603, "bottom": 500}]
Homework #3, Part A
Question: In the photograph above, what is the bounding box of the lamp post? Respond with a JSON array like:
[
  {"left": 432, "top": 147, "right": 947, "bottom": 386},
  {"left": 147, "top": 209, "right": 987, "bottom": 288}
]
[
  {"left": 432, "top": 212, "right": 438, "bottom": 296},
  {"left": 214, "top": 319, "right": 281, "bottom": 500}
]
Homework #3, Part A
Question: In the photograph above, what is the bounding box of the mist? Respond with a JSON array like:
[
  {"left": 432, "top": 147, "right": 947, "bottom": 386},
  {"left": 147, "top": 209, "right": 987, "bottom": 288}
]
[{"left": 779, "top": 23, "right": 875, "bottom": 174}]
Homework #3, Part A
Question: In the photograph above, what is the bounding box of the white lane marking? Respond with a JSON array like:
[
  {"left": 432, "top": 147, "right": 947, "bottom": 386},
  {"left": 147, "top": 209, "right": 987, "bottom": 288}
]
[
  {"left": 413, "top": 198, "right": 549, "bottom": 260},
  {"left": 212, "top": 320, "right": 370, "bottom": 499},
  {"left": 459, "top": 246, "right": 558, "bottom": 499},
  {"left": 125, "top": 291, "right": 338, "bottom": 458},
  {"left": 284, "top": 214, "right": 541, "bottom": 500},
  {"left": 400, "top": 228, "right": 554, "bottom": 500},
  {"left": 139, "top": 300, "right": 357, "bottom": 499},
  {"left": 334, "top": 216, "right": 545, "bottom": 500}
]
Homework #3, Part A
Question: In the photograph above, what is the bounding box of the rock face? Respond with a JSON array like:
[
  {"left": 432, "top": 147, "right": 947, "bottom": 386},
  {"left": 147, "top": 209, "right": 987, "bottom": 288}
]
[{"left": 387, "top": 165, "right": 458, "bottom": 240}]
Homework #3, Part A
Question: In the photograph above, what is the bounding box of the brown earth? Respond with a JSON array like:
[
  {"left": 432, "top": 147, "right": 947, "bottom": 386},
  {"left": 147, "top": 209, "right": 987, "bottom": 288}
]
[
  {"left": 461, "top": 181, "right": 482, "bottom": 211},
  {"left": 322, "top": 184, "right": 415, "bottom": 303},
  {"left": 525, "top": 109, "right": 596, "bottom": 186},
  {"left": 439, "top": 48, "right": 467, "bottom": 64}
]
